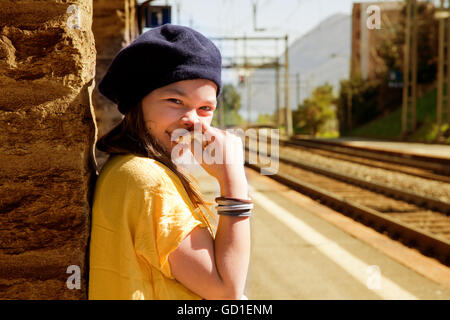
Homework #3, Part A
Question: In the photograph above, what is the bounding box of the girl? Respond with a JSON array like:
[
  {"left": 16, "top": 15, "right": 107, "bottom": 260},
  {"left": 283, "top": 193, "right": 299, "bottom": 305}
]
[{"left": 88, "top": 24, "right": 251, "bottom": 300}]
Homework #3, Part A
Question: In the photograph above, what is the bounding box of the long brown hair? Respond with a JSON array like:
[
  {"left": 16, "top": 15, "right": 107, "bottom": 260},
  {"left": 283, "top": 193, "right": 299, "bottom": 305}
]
[{"left": 97, "top": 101, "right": 216, "bottom": 234}]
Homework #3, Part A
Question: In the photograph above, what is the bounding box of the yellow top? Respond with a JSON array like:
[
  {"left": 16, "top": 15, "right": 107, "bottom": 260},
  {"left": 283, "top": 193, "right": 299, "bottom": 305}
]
[{"left": 88, "top": 154, "right": 209, "bottom": 300}]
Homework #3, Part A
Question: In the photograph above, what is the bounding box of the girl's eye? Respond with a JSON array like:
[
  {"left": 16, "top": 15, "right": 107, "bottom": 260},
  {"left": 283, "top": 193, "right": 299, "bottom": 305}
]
[
  {"left": 168, "top": 98, "right": 182, "bottom": 104},
  {"left": 200, "top": 106, "right": 213, "bottom": 111}
]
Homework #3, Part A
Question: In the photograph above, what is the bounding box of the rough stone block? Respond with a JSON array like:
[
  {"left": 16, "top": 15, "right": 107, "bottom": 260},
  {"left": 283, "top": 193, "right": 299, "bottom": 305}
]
[{"left": 0, "top": 0, "right": 97, "bottom": 299}]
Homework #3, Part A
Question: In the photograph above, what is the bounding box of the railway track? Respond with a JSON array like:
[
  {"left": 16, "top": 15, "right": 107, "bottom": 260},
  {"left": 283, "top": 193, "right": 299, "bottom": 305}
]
[
  {"left": 286, "top": 137, "right": 450, "bottom": 182},
  {"left": 245, "top": 146, "right": 450, "bottom": 266}
]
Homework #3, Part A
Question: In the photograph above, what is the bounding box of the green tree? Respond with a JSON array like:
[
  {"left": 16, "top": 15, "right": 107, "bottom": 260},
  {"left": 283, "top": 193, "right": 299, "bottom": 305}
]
[
  {"left": 377, "top": 2, "right": 437, "bottom": 84},
  {"left": 293, "top": 83, "right": 336, "bottom": 136},
  {"left": 336, "top": 77, "right": 380, "bottom": 133},
  {"left": 257, "top": 113, "right": 275, "bottom": 125},
  {"left": 212, "top": 84, "right": 243, "bottom": 127},
  {"left": 336, "top": 2, "right": 438, "bottom": 137}
]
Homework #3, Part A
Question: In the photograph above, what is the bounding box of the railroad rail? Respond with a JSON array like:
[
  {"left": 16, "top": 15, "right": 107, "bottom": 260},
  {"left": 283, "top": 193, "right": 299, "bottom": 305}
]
[
  {"left": 245, "top": 148, "right": 450, "bottom": 266},
  {"left": 243, "top": 129, "right": 450, "bottom": 183},
  {"left": 288, "top": 137, "right": 450, "bottom": 179}
]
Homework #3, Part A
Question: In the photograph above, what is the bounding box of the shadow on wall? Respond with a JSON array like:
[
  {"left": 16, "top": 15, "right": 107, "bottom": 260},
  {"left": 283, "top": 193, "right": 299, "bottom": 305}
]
[{"left": 92, "top": 0, "right": 138, "bottom": 171}]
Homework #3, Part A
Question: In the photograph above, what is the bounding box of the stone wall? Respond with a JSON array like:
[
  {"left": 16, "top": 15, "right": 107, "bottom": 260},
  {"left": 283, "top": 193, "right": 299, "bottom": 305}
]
[{"left": 0, "top": 0, "right": 97, "bottom": 299}]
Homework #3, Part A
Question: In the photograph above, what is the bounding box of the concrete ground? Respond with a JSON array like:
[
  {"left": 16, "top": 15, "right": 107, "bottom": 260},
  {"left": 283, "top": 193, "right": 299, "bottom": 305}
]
[{"left": 187, "top": 161, "right": 450, "bottom": 300}]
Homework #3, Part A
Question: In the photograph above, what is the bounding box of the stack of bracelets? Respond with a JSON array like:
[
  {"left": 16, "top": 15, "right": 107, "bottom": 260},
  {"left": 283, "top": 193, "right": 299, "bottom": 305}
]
[{"left": 215, "top": 196, "right": 253, "bottom": 217}]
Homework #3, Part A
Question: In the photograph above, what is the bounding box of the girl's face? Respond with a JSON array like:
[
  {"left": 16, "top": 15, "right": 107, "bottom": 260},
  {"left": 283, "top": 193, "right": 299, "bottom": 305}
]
[{"left": 141, "top": 79, "right": 217, "bottom": 153}]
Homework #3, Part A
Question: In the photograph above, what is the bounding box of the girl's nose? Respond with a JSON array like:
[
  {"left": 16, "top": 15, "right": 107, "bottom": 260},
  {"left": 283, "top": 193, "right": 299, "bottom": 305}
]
[{"left": 180, "top": 109, "right": 200, "bottom": 130}]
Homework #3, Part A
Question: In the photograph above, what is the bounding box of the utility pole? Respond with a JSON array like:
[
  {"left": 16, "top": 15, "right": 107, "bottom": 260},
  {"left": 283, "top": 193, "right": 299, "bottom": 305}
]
[
  {"left": 243, "top": 34, "right": 250, "bottom": 124},
  {"left": 252, "top": 1, "right": 266, "bottom": 32},
  {"left": 411, "top": 0, "right": 418, "bottom": 132},
  {"left": 347, "top": 82, "right": 352, "bottom": 130},
  {"left": 209, "top": 35, "right": 286, "bottom": 128},
  {"left": 275, "top": 58, "right": 281, "bottom": 126},
  {"left": 436, "top": 0, "right": 446, "bottom": 140},
  {"left": 444, "top": 0, "right": 450, "bottom": 130},
  {"left": 434, "top": 0, "right": 450, "bottom": 140},
  {"left": 218, "top": 90, "right": 224, "bottom": 128},
  {"left": 296, "top": 73, "right": 301, "bottom": 108},
  {"left": 401, "top": 0, "right": 418, "bottom": 138},
  {"left": 247, "top": 74, "right": 252, "bottom": 124},
  {"left": 284, "top": 34, "right": 293, "bottom": 136},
  {"left": 243, "top": 34, "right": 247, "bottom": 68},
  {"left": 447, "top": 0, "right": 450, "bottom": 127},
  {"left": 401, "top": 0, "right": 411, "bottom": 138}
]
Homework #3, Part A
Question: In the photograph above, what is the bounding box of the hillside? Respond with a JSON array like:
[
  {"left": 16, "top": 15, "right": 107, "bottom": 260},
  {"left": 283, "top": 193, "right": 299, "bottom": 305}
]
[
  {"left": 346, "top": 88, "right": 450, "bottom": 144},
  {"left": 238, "top": 13, "right": 351, "bottom": 122}
]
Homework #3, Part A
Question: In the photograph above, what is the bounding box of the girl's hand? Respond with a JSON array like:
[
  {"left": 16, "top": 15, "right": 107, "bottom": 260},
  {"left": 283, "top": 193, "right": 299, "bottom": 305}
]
[{"left": 178, "top": 122, "right": 248, "bottom": 198}]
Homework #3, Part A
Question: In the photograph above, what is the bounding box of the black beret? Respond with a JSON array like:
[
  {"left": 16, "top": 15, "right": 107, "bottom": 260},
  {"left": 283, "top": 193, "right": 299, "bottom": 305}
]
[{"left": 98, "top": 24, "right": 222, "bottom": 114}]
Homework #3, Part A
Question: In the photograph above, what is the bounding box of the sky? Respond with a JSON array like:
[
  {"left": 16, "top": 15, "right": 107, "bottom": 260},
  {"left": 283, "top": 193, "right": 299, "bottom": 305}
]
[
  {"left": 143, "top": 0, "right": 395, "bottom": 42},
  {"left": 142, "top": 0, "right": 401, "bottom": 82}
]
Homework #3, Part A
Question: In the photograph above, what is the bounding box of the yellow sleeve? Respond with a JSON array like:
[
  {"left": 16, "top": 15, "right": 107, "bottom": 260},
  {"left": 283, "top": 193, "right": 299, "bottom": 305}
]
[{"left": 133, "top": 162, "right": 206, "bottom": 280}]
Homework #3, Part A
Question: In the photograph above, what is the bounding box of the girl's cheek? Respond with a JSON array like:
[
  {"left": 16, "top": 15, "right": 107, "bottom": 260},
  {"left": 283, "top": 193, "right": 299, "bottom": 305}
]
[{"left": 164, "top": 108, "right": 182, "bottom": 120}]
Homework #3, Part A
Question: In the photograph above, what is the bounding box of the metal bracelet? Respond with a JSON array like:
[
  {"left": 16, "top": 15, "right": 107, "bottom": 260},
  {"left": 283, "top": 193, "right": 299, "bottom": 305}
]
[
  {"left": 216, "top": 203, "right": 254, "bottom": 211},
  {"left": 215, "top": 196, "right": 253, "bottom": 204},
  {"left": 217, "top": 209, "right": 252, "bottom": 217}
]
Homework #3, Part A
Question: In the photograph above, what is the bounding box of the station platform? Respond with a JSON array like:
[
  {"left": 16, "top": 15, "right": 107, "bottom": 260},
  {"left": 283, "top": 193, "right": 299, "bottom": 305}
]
[
  {"left": 314, "top": 137, "right": 450, "bottom": 159},
  {"left": 186, "top": 161, "right": 450, "bottom": 300}
]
